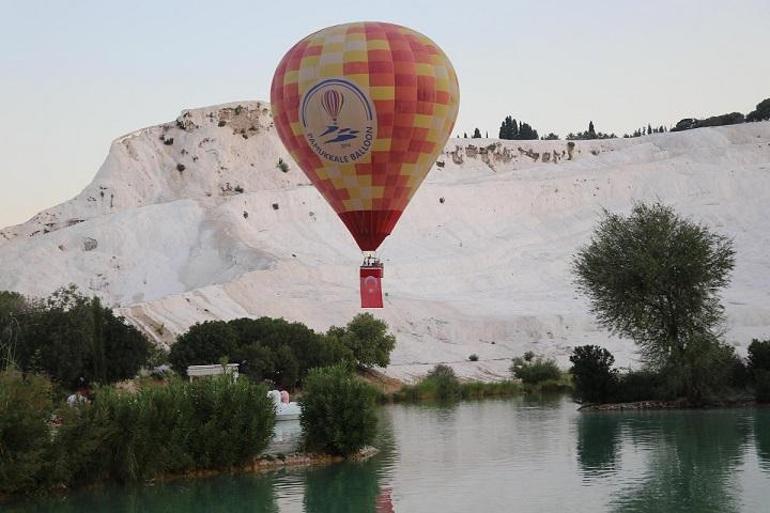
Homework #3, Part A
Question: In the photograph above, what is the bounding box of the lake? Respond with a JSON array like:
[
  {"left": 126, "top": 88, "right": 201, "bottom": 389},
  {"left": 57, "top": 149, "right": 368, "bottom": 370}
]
[{"left": 7, "top": 396, "right": 770, "bottom": 513}]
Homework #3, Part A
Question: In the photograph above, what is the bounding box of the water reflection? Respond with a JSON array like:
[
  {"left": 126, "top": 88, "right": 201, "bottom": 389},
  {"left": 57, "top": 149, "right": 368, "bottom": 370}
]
[
  {"left": 303, "top": 410, "right": 396, "bottom": 513},
  {"left": 755, "top": 409, "right": 770, "bottom": 472},
  {"left": 577, "top": 411, "right": 751, "bottom": 513},
  {"left": 304, "top": 461, "right": 382, "bottom": 513},
  {"left": 7, "top": 474, "right": 281, "bottom": 513},
  {"left": 577, "top": 413, "right": 622, "bottom": 479},
  {"left": 6, "top": 401, "right": 770, "bottom": 513}
]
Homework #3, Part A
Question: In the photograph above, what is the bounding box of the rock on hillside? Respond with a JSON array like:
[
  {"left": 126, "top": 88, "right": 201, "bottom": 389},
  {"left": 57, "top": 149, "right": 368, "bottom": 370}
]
[{"left": 1, "top": 101, "right": 769, "bottom": 381}]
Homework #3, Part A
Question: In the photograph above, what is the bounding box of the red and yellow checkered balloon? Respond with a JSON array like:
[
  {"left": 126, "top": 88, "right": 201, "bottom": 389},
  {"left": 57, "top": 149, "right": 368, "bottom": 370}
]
[{"left": 271, "top": 22, "right": 460, "bottom": 251}]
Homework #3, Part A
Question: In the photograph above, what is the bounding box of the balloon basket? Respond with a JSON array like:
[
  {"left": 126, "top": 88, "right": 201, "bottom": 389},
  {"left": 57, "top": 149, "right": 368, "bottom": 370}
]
[{"left": 360, "top": 264, "right": 384, "bottom": 309}]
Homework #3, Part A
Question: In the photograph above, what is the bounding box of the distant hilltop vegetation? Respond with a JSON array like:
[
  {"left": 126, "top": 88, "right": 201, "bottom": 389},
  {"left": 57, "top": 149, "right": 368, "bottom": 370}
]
[{"left": 457, "top": 96, "right": 770, "bottom": 142}]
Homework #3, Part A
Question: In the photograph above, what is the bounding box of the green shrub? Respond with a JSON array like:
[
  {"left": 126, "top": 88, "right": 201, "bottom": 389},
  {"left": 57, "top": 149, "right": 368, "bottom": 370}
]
[
  {"left": 300, "top": 365, "right": 377, "bottom": 456},
  {"left": 511, "top": 354, "right": 562, "bottom": 385},
  {"left": 657, "top": 335, "right": 741, "bottom": 402},
  {"left": 459, "top": 380, "right": 520, "bottom": 399},
  {"left": 614, "top": 370, "right": 661, "bottom": 402},
  {"left": 327, "top": 313, "right": 396, "bottom": 369},
  {"left": 423, "top": 364, "right": 462, "bottom": 401},
  {"left": 0, "top": 369, "right": 54, "bottom": 495},
  {"left": 468, "top": 353, "right": 479, "bottom": 362},
  {"left": 55, "top": 375, "right": 275, "bottom": 484},
  {"left": 569, "top": 345, "right": 618, "bottom": 404}
]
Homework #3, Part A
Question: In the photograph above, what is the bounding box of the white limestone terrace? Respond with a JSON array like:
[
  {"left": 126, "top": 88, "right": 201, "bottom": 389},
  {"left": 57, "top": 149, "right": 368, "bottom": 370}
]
[{"left": 1, "top": 101, "right": 769, "bottom": 382}]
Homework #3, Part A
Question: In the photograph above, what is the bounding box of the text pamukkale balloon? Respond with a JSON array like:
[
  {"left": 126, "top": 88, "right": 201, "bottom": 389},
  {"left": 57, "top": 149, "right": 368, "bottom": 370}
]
[{"left": 271, "top": 22, "right": 460, "bottom": 307}]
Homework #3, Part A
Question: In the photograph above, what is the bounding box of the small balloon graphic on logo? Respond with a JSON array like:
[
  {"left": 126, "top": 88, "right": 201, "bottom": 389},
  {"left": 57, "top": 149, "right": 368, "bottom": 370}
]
[{"left": 321, "top": 89, "right": 344, "bottom": 125}]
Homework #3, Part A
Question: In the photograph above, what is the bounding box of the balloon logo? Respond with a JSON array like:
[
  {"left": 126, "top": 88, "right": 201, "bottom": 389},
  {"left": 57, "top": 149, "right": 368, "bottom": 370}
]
[
  {"left": 321, "top": 89, "right": 344, "bottom": 124},
  {"left": 271, "top": 22, "right": 460, "bottom": 307}
]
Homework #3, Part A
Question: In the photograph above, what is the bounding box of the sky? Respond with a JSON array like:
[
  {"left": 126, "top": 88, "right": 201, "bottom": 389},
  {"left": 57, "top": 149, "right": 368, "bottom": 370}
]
[{"left": 1, "top": 0, "right": 768, "bottom": 227}]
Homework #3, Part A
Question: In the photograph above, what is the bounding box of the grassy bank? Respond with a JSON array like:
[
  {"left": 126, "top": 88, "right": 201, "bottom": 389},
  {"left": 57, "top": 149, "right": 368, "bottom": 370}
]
[{"left": 374, "top": 364, "right": 573, "bottom": 403}]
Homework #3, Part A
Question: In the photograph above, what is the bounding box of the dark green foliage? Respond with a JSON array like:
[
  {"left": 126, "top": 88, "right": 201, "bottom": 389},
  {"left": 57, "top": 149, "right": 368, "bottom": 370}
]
[
  {"left": 566, "top": 121, "right": 616, "bottom": 140},
  {"left": 472, "top": 128, "right": 482, "bottom": 138},
  {"left": 170, "top": 317, "right": 357, "bottom": 389},
  {"left": 748, "top": 339, "right": 770, "bottom": 402},
  {"left": 328, "top": 313, "right": 396, "bottom": 369},
  {"left": 0, "top": 291, "right": 28, "bottom": 368},
  {"left": 424, "top": 364, "right": 462, "bottom": 401},
  {"left": 300, "top": 365, "right": 377, "bottom": 456},
  {"left": 755, "top": 370, "right": 770, "bottom": 403},
  {"left": 671, "top": 112, "right": 745, "bottom": 132},
  {"left": 499, "top": 116, "right": 538, "bottom": 140},
  {"left": 54, "top": 375, "right": 275, "bottom": 485},
  {"left": 499, "top": 116, "right": 517, "bottom": 139},
  {"left": 511, "top": 353, "right": 561, "bottom": 385},
  {"left": 541, "top": 132, "right": 560, "bottom": 140},
  {"left": 569, "top": 345, "right": 618, "bottom": 404},
  {"left": 169, "top": 320, "right": 239, "bottom": 375},
  {"left": 746, "top": 98, "right": 770, "bottom": 122},
  {"left": 573, "top": 203, "right": 735, "bottom": 401},
  {"left": 4, "top": 287, "right": 151, "bottom": 387},
  {"left": 468, "top": 353, "right": 479, "bottom": 362},
  {"left": 0, "top": 370, "right": 54, "bottom": 495},
  {"left": 394, "top": 364, "right": 462, "bottom": 402},
  {"left": 614, "top": 370, "right": 662, "bottom": 402},
  {"left": 168, "top": 316, "right": 372, "bottom": 389},
  {"left": 748, "top": 339, "right": 770, "bottom": 373}
]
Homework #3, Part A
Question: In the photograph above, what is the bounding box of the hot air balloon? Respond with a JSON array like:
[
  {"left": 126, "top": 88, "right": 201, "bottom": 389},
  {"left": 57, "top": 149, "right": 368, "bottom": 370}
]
[{"left": 270, "top": 22, "right": 460, "bottom": 308}]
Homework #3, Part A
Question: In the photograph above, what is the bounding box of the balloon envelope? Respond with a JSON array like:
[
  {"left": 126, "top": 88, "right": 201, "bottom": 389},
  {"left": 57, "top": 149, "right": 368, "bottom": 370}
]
[{"left": 271, "top": 22, "right": 459, "bottom": 251}]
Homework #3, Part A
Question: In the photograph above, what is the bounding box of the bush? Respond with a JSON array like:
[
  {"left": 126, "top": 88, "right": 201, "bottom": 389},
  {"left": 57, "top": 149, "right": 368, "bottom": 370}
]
[
  {"left": 300, "top": 365, "right": 377, "bottom": 456},
  {"left": 511, "top": 354, "right": 561, "bottom": 385},
  {"left": 327, "top": 313, "right": 396, "bottom": 369},
  {"left": 277, "top": 158, "right": 289, "bottom": 173},
  {"left": 657, "top": 335, "right": 741, "bottom": 402},
  {"left": 430, "top": 364, "right": 462, "bottom": 400},
  {"left": 0, "top": 370, "right": 54, "bottom": 495},
  {"left": 569, "top": 345, "right": 618, "bottom": 404},
  {"left": 614, "top": 370, "right": 661, "bottom": 402},
  {"left": 468, "top": 353, "right": 479, "bottom": 362},
  {"left": 55, "top": 375, "right": 275, "bottom": 484},
  {"left": 169, "top": 316, "right": 372, "bottom": 389}
]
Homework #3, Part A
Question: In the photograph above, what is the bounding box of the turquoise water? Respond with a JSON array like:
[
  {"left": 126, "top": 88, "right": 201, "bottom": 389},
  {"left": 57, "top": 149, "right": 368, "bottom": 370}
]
[{"left": 6, "top": 397, "right": 770, "bottom": 513}]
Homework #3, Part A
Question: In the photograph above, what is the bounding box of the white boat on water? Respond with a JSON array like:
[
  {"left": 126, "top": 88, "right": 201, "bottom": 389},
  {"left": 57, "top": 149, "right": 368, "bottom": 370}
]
[{"left": 268, "top": 390, "right": 301, "bottom": 421}]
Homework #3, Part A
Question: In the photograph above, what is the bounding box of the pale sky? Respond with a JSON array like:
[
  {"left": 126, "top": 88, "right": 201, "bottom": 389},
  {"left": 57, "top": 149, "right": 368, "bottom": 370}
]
[{"left": 1, "top": 0, "right": 768, "bottom": 227}]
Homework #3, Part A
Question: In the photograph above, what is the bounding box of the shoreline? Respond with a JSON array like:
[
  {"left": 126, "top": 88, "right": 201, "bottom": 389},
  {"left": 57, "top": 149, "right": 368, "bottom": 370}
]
[
  {"left": 0, "top": 447, "right": 379, "bottom": 503},
  {"left": 157, "top": 446, "right": 380, "bottom": 482},
  {"left": 578, "top": 398, "right": 764, "bottom": 412}
]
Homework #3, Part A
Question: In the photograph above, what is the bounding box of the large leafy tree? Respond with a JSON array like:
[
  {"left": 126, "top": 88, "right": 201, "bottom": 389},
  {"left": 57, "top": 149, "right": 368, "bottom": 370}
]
[
  {"left": 573, "top": 203, "right": 735, "bottom": 399},
  {"left": 2, "top": 287, "right": 150, "bottom": 387},
  {"left": 328, "top": 313, "right": 396, "bottom": 369}
]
